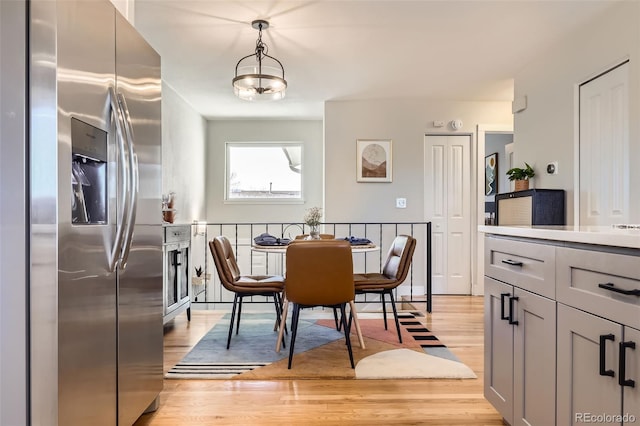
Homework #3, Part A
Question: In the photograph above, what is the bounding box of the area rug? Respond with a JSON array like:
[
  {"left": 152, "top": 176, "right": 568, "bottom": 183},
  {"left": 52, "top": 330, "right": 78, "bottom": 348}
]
[
  {"left": 355, "top": 348, "right": 476, "bottom": 379},
  {"left": 166, "top": 312, "right": 476, "bottom": 380}
]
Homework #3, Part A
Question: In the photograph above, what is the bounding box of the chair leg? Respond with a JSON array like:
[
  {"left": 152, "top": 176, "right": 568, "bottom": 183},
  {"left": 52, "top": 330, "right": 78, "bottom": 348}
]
[
  {"left": 388, "top": 290, "right": 402, "bottom": 343},
  {"left": 340, "top": 303, "right": 355, "bottom": 369},
  {"left": 277, "top": 292, "right": 288, "bottom": 335},
  {"left": 348, "top": 300, "right": 366, "bottom": 349},
  {"left": 381, "top": 292, "right": 388, "bottom": 330},
  {"left": 235, "top": 296, "right": 243, "bottom": 335},
  {"left": 272, "top": 293, "right": 286, "bottom": 349},
  {"left": 288, "top": 304, "right": 301, "bottom": 369},
  {"left": 276, "top": 297, "right": 289, "bottom": 353},
  {"left": 227, "top": 294, "right": 239, "bottom": 349},
  {"left": 273, "top": 293, "right": 281, "bottom": 331},
  {"left": 333, "top": 307, "right": 341, "bottom": 331}
]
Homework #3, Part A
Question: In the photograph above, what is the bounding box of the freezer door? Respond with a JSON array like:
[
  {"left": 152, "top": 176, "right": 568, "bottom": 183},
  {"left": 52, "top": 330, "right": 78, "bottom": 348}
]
[
  {"left": 1, "top": 1, "right": 28, "bottom": 425},
  {"left": 115, "top": 12, "right": 164, "bottom": 426},
  {"left": 55, "top": 1, "right": 118, "bottom": 425}
]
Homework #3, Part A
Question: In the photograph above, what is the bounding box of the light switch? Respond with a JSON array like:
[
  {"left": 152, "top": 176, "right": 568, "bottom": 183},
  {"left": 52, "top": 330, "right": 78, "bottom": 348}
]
[{"left": 396, "top": 198, "right": 407, "bottom": 208}]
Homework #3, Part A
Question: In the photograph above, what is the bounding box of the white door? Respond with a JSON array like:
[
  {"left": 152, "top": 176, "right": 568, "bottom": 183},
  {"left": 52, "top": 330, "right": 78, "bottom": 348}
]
[
  {"left": 424, "top": 134, "right": 471, "bottom": 294},
  {"left": 579, "top": 61, "right": 629, "bottom": 225}
]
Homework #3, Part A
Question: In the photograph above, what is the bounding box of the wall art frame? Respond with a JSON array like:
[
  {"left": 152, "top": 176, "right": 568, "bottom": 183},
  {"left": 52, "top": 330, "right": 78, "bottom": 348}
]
[
  {"left": 356, "top": 139, "right": 392, "bottom": 182},
  {"left": 485, "top": 152, "right": 498, "bottom": 196}
]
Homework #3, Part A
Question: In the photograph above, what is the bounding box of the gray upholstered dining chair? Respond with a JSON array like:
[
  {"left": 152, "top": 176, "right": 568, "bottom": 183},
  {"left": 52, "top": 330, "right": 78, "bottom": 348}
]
[
  {"left": 209, "top": 235, "right": 286, "bottom": 349},
  {"left": 352, "top": 235, "right": 417, "bottom": 343}
]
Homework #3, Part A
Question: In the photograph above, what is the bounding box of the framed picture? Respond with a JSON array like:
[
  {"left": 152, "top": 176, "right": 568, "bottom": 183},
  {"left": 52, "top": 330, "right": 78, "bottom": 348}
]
[
  {"left": 356, "top": 139, "right": 392, "bottom": 182},
  {"left": 485, "top": 152, "right": 498, "bottom": 196}
]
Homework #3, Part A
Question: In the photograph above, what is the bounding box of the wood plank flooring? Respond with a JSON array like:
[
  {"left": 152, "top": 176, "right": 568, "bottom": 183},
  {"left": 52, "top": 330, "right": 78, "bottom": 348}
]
[{"left": 134, "top": 295, "right": 503, "bottom": 425}]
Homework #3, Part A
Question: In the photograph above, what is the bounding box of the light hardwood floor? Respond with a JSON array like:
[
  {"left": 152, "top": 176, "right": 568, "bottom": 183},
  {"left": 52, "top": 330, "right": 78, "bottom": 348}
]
[{"left": 134, "top": 295, "right": 503, "bottom": 425}]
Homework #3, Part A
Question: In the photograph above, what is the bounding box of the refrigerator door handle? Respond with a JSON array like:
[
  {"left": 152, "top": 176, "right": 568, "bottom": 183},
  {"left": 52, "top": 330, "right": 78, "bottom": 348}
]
[
  {"left": 109, "top": 87, "right": 130, "bottom": 272},
  {"left": 117, "top": 92, "right": 139, "bottom": 269}
]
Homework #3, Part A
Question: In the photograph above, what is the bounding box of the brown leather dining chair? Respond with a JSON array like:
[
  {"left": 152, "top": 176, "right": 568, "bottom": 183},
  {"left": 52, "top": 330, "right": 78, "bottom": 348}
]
[
  {"left": 209, "top": 236, "right": 286, "bottom": 349},
  {"left": 281, "top": 239, "right": 356, "bottom": 369},
  {"left": 352, "top": 234, "right": 417, "bottom": 343},
  {"left": 294, "top": 234, "right": 335, "bottom": 240},
  {"left": 294, "top": 230, "right": 337, "bottom": 331}
]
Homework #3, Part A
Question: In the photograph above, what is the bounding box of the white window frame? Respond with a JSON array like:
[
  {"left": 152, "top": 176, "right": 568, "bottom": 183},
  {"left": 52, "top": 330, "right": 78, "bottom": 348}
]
[{"left": 224, "top": 142, "right": 304, "bottom": 204}]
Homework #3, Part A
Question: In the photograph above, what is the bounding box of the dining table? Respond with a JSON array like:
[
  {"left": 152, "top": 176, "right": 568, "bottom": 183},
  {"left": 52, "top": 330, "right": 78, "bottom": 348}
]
[
  {"left": 251, "top": 242, "right": 380, "bottom": 254},
  {"left": 251, "top": 241, "right": 379, "bottom": 352}
]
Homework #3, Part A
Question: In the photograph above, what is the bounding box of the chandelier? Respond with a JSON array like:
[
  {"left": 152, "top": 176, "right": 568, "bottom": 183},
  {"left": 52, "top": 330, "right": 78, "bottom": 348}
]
[{"left": 233, "top": 20, "right": 287, "bottom": 101}]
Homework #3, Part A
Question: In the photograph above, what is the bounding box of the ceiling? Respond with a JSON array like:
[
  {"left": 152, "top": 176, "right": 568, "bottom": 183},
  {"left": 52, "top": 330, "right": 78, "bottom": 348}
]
[{"left": 134, "top": 1, "right": 618, "bottom": 120}]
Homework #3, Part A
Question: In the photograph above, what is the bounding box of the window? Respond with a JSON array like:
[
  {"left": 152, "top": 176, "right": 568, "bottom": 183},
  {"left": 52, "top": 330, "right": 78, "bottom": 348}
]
[{"left": 225, "top": 142, "right": 303, "bottom": 202}]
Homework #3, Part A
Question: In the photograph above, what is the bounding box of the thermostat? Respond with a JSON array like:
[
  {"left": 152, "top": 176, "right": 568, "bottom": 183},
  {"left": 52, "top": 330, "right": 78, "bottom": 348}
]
[{"left": 450, "top": 119, "right": 463, "bottom": 130}]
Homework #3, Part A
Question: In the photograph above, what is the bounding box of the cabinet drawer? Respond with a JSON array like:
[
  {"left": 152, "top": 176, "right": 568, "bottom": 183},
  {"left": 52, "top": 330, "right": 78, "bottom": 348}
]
[
  {"left": 485, "top": 236, "right": 556, "bottom": 298},
  {"left": 164, "top": 225, "right": 191, "bottom": 244},
  {"left": 557, "top": 247, "right": 640, "bottom": 329}
]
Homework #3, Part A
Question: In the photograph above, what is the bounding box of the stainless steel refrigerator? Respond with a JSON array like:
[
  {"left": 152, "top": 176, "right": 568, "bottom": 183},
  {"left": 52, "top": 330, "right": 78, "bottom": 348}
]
[{"left": 29, "top": 1, "right": 164, "bottom": 424}]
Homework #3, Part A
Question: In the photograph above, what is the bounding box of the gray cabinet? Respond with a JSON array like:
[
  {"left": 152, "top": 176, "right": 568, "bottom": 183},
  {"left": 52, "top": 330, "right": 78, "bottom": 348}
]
[
  {"left": 557, "top": 304, "right": 625, "bottom": 425},
  {"left": 484, "top": 232, "right": 640, "bottom": 426},
  {"left": 512, "top": 286, "right": 556, "bottom": 426},
  {"left": 485, "top": 276, "right": 556, "bottom": 426},
  {"left": 556, "top": 246, "right": 640, "bottom": 425},
  {"left": 485, "top": 277, "right": 514, "bottom": 421},
  {"left": 557, "top": 304, "right": 640, "bottom": 425},
  {"left": 556, "top": 247, "right": 640, "bottom": 330},
  {"left": 624, "top": 327, "right": 640, "bottom": 422},
  {"left": 484, "top": 236, "right": 556, "bottom": 426},
  {"left": 484, "top": 236, "right": 556, "bottom": 298}
]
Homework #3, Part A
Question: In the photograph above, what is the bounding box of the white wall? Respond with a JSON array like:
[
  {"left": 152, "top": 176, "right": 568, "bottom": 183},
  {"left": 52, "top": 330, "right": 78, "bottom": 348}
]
[
  {"left": 324, "top": 99, "right": 513, "bottom": 222},
  {"left": 324, "top": 99, "right": 511, "bottom": 296},
  {"left": 162, "top": 82, "right": 207, "bottom": 223},
  {"left": 513, "top": 1, "right": 640, "bottom": 224},
  {"left": 206, "top": 120, "right": 324, "bottom": 223}
]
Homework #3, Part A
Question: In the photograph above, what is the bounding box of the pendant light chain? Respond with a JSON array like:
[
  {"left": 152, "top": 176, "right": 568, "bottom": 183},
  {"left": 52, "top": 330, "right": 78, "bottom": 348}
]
[{"left": 256, "top": 23, "right": 264, "bottom": 89}]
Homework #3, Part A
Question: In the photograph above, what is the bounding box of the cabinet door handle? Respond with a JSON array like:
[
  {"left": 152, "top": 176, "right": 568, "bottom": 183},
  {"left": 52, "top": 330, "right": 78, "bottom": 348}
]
[
  {"left": 598, "top": 282, "right": 640, "bottom": 297},
  {"left": 502, "top": 259, "right": 523, "bottom": 267},
  {"left": 599, "top": 334, "right": 615, "bottom": 377},
  {"left": 619, "top": 341, "right": 636, "bottom": 387},
  {"left": 500, "top": 293, "right": 510, "bottom": 321},
  {"left": 508, "top": 296, "right": 519, "bottom": 325}
]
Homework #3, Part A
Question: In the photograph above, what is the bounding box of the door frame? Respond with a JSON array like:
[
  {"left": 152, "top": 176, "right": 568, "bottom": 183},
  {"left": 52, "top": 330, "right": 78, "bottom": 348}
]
[{"left": 476, "top": 124, "right": 513, "bottom": 295}]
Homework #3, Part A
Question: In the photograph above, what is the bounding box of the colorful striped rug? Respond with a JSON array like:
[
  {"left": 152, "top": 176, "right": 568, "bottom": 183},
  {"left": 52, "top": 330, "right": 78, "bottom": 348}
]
[{"left": 166, "top": 312, "right": 476, "bottom": 380}]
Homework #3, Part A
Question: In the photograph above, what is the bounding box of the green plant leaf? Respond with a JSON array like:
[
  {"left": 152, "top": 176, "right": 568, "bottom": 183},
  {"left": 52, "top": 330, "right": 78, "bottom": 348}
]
[{"left": 506, "top": 163, "right": 535, "bottom": 181}]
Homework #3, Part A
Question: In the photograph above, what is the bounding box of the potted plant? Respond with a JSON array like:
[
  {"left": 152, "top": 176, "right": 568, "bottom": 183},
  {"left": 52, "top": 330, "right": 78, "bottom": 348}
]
[
  {"left": 303, "top": 207, "right": 323, "bottom": 239},
  {"left": 506, "top": 162, "right": 535, "bottom": 191}
]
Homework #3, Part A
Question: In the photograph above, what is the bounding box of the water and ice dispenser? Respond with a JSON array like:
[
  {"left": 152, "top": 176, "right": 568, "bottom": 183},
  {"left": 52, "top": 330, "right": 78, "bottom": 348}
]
[{"left": 71, "top": 117, "right": 108, "bottom": 224}]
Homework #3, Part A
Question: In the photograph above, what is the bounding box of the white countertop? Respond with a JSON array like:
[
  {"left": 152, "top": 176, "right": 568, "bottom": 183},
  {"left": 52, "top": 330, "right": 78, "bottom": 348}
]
[{"left": 478, "top": 225, "right": 640, "bottom": 249}]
